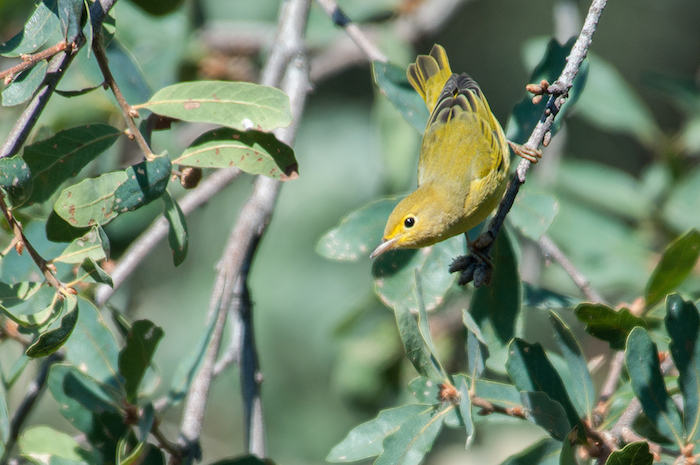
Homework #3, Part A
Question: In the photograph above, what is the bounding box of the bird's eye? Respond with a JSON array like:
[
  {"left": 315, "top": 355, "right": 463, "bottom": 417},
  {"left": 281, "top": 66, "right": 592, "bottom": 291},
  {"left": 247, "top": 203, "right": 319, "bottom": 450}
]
[{"left": 404, "top": 217, "right": 416, "bottom": 228}]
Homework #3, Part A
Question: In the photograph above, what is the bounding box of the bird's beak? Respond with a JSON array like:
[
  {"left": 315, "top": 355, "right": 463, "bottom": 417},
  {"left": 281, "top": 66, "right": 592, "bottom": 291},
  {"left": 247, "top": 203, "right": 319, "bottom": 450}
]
[{"left": 370, "top": 237, "right": 399, "bottom": 259}]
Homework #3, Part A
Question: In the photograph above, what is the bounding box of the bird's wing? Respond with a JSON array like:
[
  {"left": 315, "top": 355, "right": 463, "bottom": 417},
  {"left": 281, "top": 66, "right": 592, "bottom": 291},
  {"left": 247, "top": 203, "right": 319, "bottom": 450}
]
[{"left": 407, "top": 44, "right": 453, "bottom": 114}]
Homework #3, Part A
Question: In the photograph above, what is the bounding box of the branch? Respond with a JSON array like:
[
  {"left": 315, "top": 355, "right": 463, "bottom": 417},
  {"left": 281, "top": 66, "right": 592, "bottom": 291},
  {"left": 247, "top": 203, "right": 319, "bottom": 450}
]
[{"left": 0, "top": 41, "right": 73, "bottom": 83}]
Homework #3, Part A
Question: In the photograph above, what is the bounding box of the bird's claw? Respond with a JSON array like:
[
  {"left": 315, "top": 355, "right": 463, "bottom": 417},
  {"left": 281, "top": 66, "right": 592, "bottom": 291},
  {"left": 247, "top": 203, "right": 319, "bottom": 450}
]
[
  {"left": 450, "top": 232, "right": 495, "bottom": 287},
  {"left": 508, "top": 140, "right": 542, "bottom": 164}
]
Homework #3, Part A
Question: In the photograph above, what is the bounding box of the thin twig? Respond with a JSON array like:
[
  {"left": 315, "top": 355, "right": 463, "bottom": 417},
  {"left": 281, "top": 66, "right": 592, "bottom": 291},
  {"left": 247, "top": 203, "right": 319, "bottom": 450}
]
[{"left": 0, "top": 42, "right": 72, "bottom": 83}]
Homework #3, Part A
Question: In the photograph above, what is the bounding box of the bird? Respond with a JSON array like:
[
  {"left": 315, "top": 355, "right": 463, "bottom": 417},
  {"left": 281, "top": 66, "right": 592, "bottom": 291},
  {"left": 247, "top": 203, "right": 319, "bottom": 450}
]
[{"left": 370, "top": 44, "right": 539, "bottom": 265}]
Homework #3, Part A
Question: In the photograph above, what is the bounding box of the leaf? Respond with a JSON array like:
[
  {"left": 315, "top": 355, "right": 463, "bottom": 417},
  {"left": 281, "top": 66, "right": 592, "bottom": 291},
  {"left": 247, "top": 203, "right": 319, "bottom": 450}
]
[
  {"left": 605, "top": 441, "right": 653, "bottom": 465},
  {"left": 665, "top": 294, "right": 700, "bottom": 442},
  {"left": 458, "top": 379, "right": 474, "bottom": 448},
  {"left": 113, "top": 155, "right": 172, "bottom": 213},
  {"left": 64, "top": 297, "right": 122, "bottom": 388},
  {"left": 625, "top": 327, "right": 683, "bottom": 446},
  {"left": 105, "top": 38, "right": 152, "bottom": 104},
  {"left": 0, "top": 0, "right": 59, "bottom": 57},
  {"left": 520, "top": 391, "right": 570, "bottom": 441},
  {"left": 54, "top": 170, "right": 128, "bottom": 227},
  {"left": 79, "top": 258, "right": 113, "bottom": 286},
  {"left": 118, "top": 320, "right": 164, "bottom": 404},
  {"left": 575, "top": 303, "right": 646, "bottom": 350},
  {"left": 327, "top": 404, "right": 430, "bottom": 462},
  {"left": 0, "top": 155, "right": 33, "bottom": 206},
  {"left": 506, "top": 339, "right": 583, "bottom": 440},
  {"left": 128, "top": 0, "right": 184, "bottom": 15},
  {"left": 162, "top": 191, "right": 189, "bottom": 266},
  {"left": 18, "top": 425, "right": 88, "bottom": 465},
  {"left": 452, "top": 374, "right": 522, "bottom": 409},
  {"left": 500, "top": 437, "right": 562, "bottom": 465},
  {"left": 22, "top": 124, "right": 121, "bottom": 206},
  {"left": 209, "top": 456, "right": 270, "bottom": 465},
  {"left": 53, "top": 227, "right": 108, "bottom": 264},
  {"left": 462, "top": 310, "right": 489, "bottom": 378},
  {"left": 174, "top": 128, "right": 298, "bottom": 180},
  {"left": 2, "top": 60, "right": 48, "bottom": 106},
  {"left": 1, "top": 285, "right": 61, "bottom": 328},
  {"left": 0, "top": 281, "right": 43, "bottom": 308},
  {"left": 523, "top": 284, "right": 579, "bottom": 310},
  {"left": 317, "top": 196, "right": 400, "bottom": 261},
  {"left": 372, "top": 61, "right": 429, "bottom": 133},
  {"left": 26, "top": 297, "right": 79, "bottom": 357},
  {"left": 136, "top": 81, "right": 292, "bottom": 132},
  {"left": 57, "top": 0, "right": 84, "bottom": 41},
  {"left": 394, "top": 301, "right": 447, "bottom": 383},
  {"left": 645, "top": 228, "right": 700, "bottom": 307},
  {"left": 0, "top": 388, "right": 9, "bottom": 444},
  {"left": 663, "top": 166, "right": 700, "bottom": 233},
  {"left": 549, "top": 311, "right": 595, "bottom": 420},
  {"left": 46, "top": 210, "right": 90, "bottom": 242},
  {"left": 509, "top": 191, "right": 559, "bottom": 240},
  {"left": 375, "top": 405, "right": 447, "bottom": 465},
  {"left": 507, "top": 38, "right": 587, "bottom": 144}
]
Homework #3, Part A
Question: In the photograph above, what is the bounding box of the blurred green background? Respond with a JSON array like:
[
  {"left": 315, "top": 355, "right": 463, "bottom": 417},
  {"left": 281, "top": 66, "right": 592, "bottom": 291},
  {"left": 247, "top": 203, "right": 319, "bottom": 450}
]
[{"left": 2, "top": 0, "right": 700, "bottom": 463}]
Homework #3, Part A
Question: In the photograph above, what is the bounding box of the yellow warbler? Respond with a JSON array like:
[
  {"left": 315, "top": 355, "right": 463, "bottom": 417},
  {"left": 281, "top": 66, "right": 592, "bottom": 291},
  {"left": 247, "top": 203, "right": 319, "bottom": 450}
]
[{"left": 371, "top": 44, "right": 535, "bottom": 259}]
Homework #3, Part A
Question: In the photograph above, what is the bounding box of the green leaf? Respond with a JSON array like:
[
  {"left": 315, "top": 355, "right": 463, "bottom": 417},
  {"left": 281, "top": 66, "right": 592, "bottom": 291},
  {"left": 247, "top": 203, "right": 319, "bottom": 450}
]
[
  {"left": 509, "top": 191, "right": 559, "bottom": 240},
  {"left": 54, "top": 170, "right": 128, "bottom": 227},
  {"left": 0, "top": 388, "right": 9, "bottom": 444},
  {"left": 372, "top": 61, "right": 429, "bottom": 133},
  {"left": 105, "top": 38, "right": 152, "bottom": 104},
  {"left": 26, "top": 297, "right": 79, "bottom": 357},
  {"left": 0, "top": 281, "right": 43, "bottom": 309},
  {"left": 663, "top": 166, "right": 700, "bottom": 233},
  {"left": 407, "top": 376, "right": 440, "bottom": 403},
  {"left": 174, "top": 128, "right": 298, "bottom": 180},
  {"left": 375, "top": 405, "right": 447, "bottom": 465},
  {"left": 118, "top": 320, "right": 164, "bottom": 404},
  {"left": 327, "top": 404, "right": 430, "bottom": 462},
  {"left": 549, "top": 311, "right": 595, "bottom": 420},
  {"left": 462, "top": 310, "right": 489, "bottom": 378},
  {"left": 22, "top": 124, "right": 121, "bottom": 206},
  {"left": 128, "top": 0, "right": 183, "bottom": 15},
  {"left": 19, "top": 425, "right": 89, "bottom": 465},
  {"left": 2, "top": 60, "right": 48, "bottom": 106},
  {"left": 57, "top": 0, "right": 84, "bottom": 41},
  {"left": 575, "top": 303, "right": 646, "bottom": 350},
  {"left": 559, "top": 431, "right": 577, "bottom": 465},
  {"left": 523, "top": 284, "right": 579, "bottom": 310},
  {"left": 458, "top": 379, "right": 474, "bottom": 448},
  {"left": 507, "top": 38, "right": 587, "bottom": 144},
  {"left": 317, "top": 196, "right": 400, "bottom": 261},
  {"left": 53, "top": 226, "right": 108, "bottom": 264},
  {"left": 520, "top": 391, "right": 570, "bottom": 441},
  {"left": 500, "top": 437, "right": 561, "bottom": 465},
  {"left": 605, "top": 441, "right": 653, "bottom": 465},
  {"left": 625, "top": 327, "right": 683, "bottom": 446},
  {"left": 665, "top": 294, "right": 700, "bottom": 442},
  {"left": 113, "top": 155, "right": 172, "bottom": 213},
  {"left": 645, "top": 228, "right": 700, "bottom": 307},
  {"left": 0, "top": 284, "right": 61, "bottom": 328},
  {"left": 394, "top": 301, "right": 447, "bottom": 383},
  {"left": 46, "top": 210, "right": 90, "bottom": 242},
  {"left": 136, "top": 81, "right": 292, "bottom": 132},
  {"left": 64, "top": 297, "right": 122, "bottom": 388},
  {"left": 506, "top": 339, "right": 583, "bottom": 440},
  {"left": 79, "top": 258, "right": 113, "bottom": 286},
  {"left": 452, "top": 374, "right": 522, "bottom": 409},
  {"left": 162, "top": 191, "right": 189, "bottom": 266},
  {"left": 0, "top": 0, "right": 59, "bottom": 57},
  {"left": 0, "top": 155, "right": 33, "bottom": 206}
]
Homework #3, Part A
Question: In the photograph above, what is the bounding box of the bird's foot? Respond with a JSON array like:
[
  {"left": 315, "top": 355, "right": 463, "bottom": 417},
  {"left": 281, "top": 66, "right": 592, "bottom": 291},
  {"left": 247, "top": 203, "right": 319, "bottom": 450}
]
[
  {"left": 449, "top": 232, "right": 494, "bottom": 287},
  {"left": 508, "top": 140, "right": 542, "bottom": 163}
]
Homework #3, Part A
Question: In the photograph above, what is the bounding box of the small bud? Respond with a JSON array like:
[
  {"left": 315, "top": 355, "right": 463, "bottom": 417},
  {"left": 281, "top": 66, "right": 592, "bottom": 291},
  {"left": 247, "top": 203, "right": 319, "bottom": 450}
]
[
  {"left": 532, "top": 95, "right": 543, "bottom": 105},
  {"left": 543, "top": 131, "right": 552, "bottom": 147},
  {"left": 437, "top": 383, "right": 460, "bottom": 403},
  {"left": 526, "top": 83, "right": 541, "bottom": 94},
  {"left": 14, "top": 240, "right": 24, "bottom": 256},
  {"left": 539, "top": 79, "right": 550, "bottom": 92},
  {"left": 180, "top": 167, "right": 203, "bottom": 189}
]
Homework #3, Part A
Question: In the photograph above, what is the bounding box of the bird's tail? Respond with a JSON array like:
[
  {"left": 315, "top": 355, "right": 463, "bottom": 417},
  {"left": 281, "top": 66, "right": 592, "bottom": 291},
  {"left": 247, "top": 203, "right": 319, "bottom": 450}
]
[{"left": 407, "top": 44, "right": 453, "bottom": 114}]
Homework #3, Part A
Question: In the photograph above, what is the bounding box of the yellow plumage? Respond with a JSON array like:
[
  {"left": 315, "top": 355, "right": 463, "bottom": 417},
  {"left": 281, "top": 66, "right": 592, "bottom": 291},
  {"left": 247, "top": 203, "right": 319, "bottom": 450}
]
[{"left": 371, "top": 44, "right": 510, "bottom": 258}]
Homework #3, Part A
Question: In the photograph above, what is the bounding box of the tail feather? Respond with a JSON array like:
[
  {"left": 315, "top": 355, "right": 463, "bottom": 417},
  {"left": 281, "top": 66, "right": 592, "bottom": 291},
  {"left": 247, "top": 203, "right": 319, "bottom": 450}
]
[{"left": 407, "top": 44, "right": 453, "bottom": 113}]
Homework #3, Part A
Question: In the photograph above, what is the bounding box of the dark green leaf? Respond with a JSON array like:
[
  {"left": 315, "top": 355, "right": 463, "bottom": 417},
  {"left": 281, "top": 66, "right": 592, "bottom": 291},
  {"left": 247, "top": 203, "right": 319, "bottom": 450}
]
[
  {"left": 500, "top": 437, "right": 561, "bottom": 465},
  {"left": 0, "top": 0, "right": 59, "bottom": 57},
  {"left": 26, "top": 298, "right": 79, "bottom": 357},
  {"left": 506, "top": 339, "right": 583, "bottom": 440},
  {"left": 46, "top": 210, "right": 90, "bottom": 242},
  {"left": 625, "top": 327, "right": 683, "bottom": 445},
  {"left": 22, "top": 124, "right": 121, "bottom": 206},
  {"left": 128, "top": 0, "right": 184, "bottom": 15},
  {"left": 54, "top": 84, "right": 102, "bottom": 98},
  {"left": 53, "top": 227, "right": 108, "bottom": 264},
  {"left": 0, "top": 155, "right": 33, "bottom": 206},
  {"left": 509, "top": 191, "right": 558, "bottom": 240},
  {"left": 394, "top": 302, "right": 447, "bottom": 383},
  {"left": 549, "top": 311, "right": 595, "bottom": 420},
  {"left": 18, "top": 425, "right": 89, "bottom": 465},
  {"left": 79, "top": 258, "right": 113, "bottom": 286},
  {"left": 113, "top": 155, "right": 172, "bottom": 213},
  {"left": 645, "top": 228, "right": 700, "bottom": 307},
  {"left": 666, "top": 294, "right": 700, "bottom": 442},
  {"left": 372, "top": 61, "right": 429, "bottom": 133},
  {"left": 105, "top": 39, "right": 151, "bottom": 104},
  {"left": 57, "top": 0, "right": 84, "bottom": 40},
  {"left": 462, "top": 310, "right": 489, "bottom": 378},
  {"left": 162, "top": 191, "right": 188, "bottom": 266},
  {"left": 118, "top": 320, "right": 164, "bottom": 404},
  {"left": 375, "top": 405, "right": 447, "bottom": 465},
  {"left": 523, "top": 284, "right": 579, "bottom": 310},
  {"left": 458, "top": 379, "right": 474, "bottom": 448},
  {"left": 507, "top": 38, "right": 587, "bottom": 144},
  {"left": 559, "top": 431, "right": 577, "bottom": 465},
  {"left": 605, "top": 441, "right": 653, "bottom": 465},
  {"left": 520, "top": 391, "right": 570, "bottom": 441},
  {"left": 138, "top": 403, "right": 154, "bottom": 443},
  {"left": 2, "top": 60, "right": 48, "bottom": 106},
  {"left": 575, "top": 303, "right": 646, "bottom": 350},
  {"left": 175, "top": 128, "right": 298, "bottom": 180},
  {"left": 317, "top": 196, "right": 400, "bottom": 261},
  {"left": 327, "top": 404, "right": 430, "bottom": 462},
  {"left": 136, "top": 81, "right": 292, "bottom": 132}
]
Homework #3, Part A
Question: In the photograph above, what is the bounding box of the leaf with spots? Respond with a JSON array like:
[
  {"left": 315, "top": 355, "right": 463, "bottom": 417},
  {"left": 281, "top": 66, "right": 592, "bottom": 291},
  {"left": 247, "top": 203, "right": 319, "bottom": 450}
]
[
  {"left": 174, "top": 128, "right": 298, "bottom": 180},
  {"left": 113, "top": 155, "right": 171, "bottom": 213},
  {"left": 134, "top": 81, "right": 292, "bottom": 132},
  {"left": 54, "top": 170, "right": 127, "bottom": 227}
]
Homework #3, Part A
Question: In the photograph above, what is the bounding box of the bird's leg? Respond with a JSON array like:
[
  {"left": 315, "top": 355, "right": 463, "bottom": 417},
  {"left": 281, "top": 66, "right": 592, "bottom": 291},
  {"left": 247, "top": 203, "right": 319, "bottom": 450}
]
[
  {"left": 449, "top": 232, "right": 494, "bottom": 287},
  {"left": 508, "top": 140, "right": 542, "bottom": 163}
]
